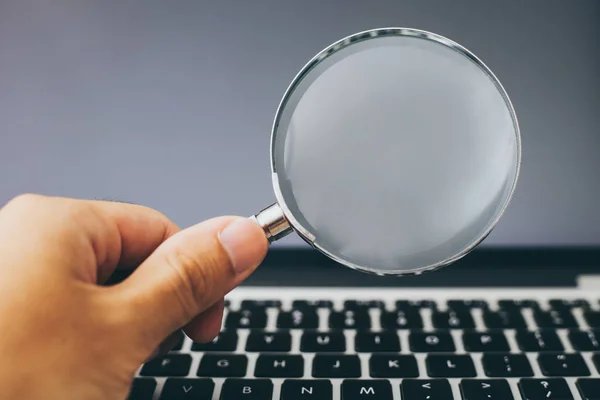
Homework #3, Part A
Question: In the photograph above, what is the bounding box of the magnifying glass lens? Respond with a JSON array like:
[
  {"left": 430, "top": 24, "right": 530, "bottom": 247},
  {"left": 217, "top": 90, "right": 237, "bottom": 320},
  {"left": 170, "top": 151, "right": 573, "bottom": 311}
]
[{"left": 263, "top": 30, "right": 520, "bottom": 275}]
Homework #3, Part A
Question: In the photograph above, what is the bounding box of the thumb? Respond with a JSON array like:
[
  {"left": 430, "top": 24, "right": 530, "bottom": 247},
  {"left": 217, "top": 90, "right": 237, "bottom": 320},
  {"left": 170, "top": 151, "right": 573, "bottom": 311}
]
[{"left": 113, "top": 216, "right": 268, "bottom": 345}]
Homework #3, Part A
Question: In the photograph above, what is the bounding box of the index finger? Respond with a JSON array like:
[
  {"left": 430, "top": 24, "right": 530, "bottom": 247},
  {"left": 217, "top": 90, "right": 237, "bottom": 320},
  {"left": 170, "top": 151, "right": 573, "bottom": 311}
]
[{"left": 0, "top": 194, "right": 180, "bottom": 283}]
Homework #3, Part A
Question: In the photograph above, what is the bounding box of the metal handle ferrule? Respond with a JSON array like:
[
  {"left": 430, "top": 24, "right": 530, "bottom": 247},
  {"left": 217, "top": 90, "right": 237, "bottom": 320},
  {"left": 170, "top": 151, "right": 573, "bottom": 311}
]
[{"left": 250, "top": 203, "right": 292, "bottom": 243}]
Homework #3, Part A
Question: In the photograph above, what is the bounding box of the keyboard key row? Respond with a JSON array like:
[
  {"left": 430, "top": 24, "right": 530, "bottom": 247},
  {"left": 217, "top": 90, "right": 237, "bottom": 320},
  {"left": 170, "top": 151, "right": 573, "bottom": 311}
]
[
  {"left": 225, "top": 306, "right": 600, "bottom": 330},
  {"left": 193, "top": 331, "right": 458, "bottom": 353},
  {"left": 129, "top": 377, "right": 600, "bottom": 400},
  {"left": 189, "top": 329, "right": 600, "bottom": 354},
  {"left": 226, "top": 309, "right": 482, "bottom": 330},
  {"left": 237, "top": 299, "right": 335, "bottom": 310},
  {"left": 139, "top": 352, "right": 596, "bottom": 379},
  {"left": 228, "top": 298, "right": 595, "bottom": 312}
]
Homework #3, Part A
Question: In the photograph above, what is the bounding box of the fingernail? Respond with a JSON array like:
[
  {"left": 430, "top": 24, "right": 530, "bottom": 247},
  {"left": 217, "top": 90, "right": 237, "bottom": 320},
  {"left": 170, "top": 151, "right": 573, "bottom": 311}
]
[{"left": 219, "top": 218, "right": 264, "bottom": 274}]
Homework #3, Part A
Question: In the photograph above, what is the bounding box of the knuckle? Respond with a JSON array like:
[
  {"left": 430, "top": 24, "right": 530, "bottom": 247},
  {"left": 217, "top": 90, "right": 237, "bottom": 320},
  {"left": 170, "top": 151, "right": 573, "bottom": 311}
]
[{"left": 146, "top": 208, "right": 179, "bottom": 240}]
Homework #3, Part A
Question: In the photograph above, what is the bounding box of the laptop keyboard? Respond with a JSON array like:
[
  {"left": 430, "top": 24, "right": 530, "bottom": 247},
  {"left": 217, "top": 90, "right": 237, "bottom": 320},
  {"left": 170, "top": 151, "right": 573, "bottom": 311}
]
[{"left": 130, "top": 294, "right": 600, "bottom": 399}]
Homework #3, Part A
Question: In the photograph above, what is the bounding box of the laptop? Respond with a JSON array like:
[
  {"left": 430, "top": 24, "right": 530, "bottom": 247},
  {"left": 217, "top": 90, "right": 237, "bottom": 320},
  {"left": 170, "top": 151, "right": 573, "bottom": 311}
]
[{"left": 1, "top": 1, "right": 599, "bottom": 399}]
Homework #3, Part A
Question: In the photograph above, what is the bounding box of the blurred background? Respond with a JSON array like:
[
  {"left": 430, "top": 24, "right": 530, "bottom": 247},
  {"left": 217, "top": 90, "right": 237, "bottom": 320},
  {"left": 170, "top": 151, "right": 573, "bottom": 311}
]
[{"left": 0, "top": 0, "right": 599, "bottom": 248}]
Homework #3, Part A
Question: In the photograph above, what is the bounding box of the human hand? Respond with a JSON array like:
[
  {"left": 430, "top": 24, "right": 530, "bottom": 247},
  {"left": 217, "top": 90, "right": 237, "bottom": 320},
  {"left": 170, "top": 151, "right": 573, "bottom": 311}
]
[{"left": 0, "top": 194, "right": 268, "bottom": 399}]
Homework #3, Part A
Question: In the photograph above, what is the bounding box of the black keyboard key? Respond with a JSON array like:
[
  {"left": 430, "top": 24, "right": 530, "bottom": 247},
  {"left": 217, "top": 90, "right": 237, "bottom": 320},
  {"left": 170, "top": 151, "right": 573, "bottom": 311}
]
[
  {"left": 534, "top": 309, "right": 578, "bottom": 328},
  {"left": 380, "top": 310, "right": 423, "bottom": 329},
  {"left": 301, "top": 332, "right": 346, "bottom": 352},
  {"left": 570, "top": 330, "right": 600, "bottom": 351},
  {"left": 516, "top": 330, "right": 564, "bottom": 352},
  {"left": 549, "top": 299, "right": 589, "bottom": 309},
  {"left": 281, "top": 379, "right": 333, "bottom": 400},
  {"left": 401, "top": 379, "right": 452, "bottom": 400},
  {"left": 277, "top": 309, "right": 319, "bottom": 329},
  {"left": 482, "top": 353, "right": 534, "bottom": 377},
  {"left": 246, "top": 331, "right": 291, "bottom": 352},
  {"left": 432, "top": 310, "right": 475, "bottom": 329},
  {"left": 192, "top": 331, "right": 238, "bottom": 352},
  {"left": 447, "top": 299, "right": 489, "bottom": 310},
  {"left": 498, "top": 299, "right": 539, "bottom": 309},
  {"left": 426, "top": 354, "right": 476, "bottom": 378},
  {"left": 240, "top": 299, "right": 281, "bottom": 309},
  {"left": 159, "top": 378, "right": 214, "bottom": 400},
  {"left": 254, "top": 355, "right": 304, "bottom": 378},
  {"left": 369, "top": 354, "right": 419, "bottom": 378},
  {"left": 460, "top": 379, "right": 514, "bottom": 400},
  {"left": 355, "top": 332, "right": 400, "bottom": 352},
  {"left": 584, "top": 311, "right": 600, "bottom": 328},
  {"left": 409, "top": 331, "right": 456, "bottom": 352},
  {"left": 220, "top": 379, "right": 273, "bottom": 400},
  {"left": 313, "top": 355, "right": 361, "bottom": 378},
  {"left": 127, "top": 378, "right": 157, "bottom": 400},
  {"left": 341, "top": 379, "right": 392, "bottom": 399},
  {"left": 463, "top": 331, "right": 510, "bottom": 352},
  {"left": 225, "top": 310, "right": 267, "bottom": 329},
  {"left": 140, "top": 354, "right": 192, "bottom": 377},
  {"left": 291, "top": 300, "right": 333, "bottom": 309},
  {"left": 577, "top": 379, "right": 600, "bottom": 400},
  {"left": 344, "top": 300, "right": 384, "bottom": 310},
  {"left": 396, "top": 300, "right": 437, "bottom": 310},
  {"left": 329, "top": 310, "right": 371, "bottom": 329},
  {"left": 519, "top": 378, "right": 573, "bottom": 400},
  {"left": 483, "top": 309, "right": 527, "bottom": 329},
  {"left": 538, "top": 353, "right": 590, "bottom": 377},
  {"left": 197, "top": 354, "right": 247, "bottom": 377}
]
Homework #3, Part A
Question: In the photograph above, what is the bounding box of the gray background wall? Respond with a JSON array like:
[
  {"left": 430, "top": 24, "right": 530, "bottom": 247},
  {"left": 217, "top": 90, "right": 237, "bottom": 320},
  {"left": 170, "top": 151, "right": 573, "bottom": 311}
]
[{"left": 0, "top": 0, "right": 599, "bottom": 247}]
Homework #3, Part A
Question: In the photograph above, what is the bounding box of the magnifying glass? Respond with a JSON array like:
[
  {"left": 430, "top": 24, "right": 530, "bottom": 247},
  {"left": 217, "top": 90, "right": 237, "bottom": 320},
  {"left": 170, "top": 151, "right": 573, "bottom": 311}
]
[{"left": 250, "top": 27, "right": 521, "bottom": 276}]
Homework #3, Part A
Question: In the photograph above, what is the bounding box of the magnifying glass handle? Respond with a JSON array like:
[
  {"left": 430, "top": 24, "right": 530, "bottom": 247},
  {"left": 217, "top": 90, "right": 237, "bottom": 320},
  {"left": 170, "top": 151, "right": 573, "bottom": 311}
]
[{"left": 250, "top": 203, "right": 293, "bottom": 243}]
